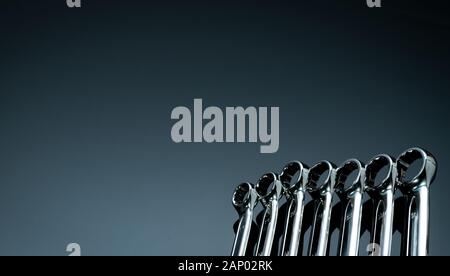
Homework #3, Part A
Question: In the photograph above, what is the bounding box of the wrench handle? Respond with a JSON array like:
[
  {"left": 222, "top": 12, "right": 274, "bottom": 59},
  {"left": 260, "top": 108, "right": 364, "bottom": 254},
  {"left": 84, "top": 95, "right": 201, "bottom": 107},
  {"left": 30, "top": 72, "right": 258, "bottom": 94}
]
[
  {"left": 231, "top": 207, "right": 254, "bottom": 256},
  {"left": 409, "top": 186, "right": 430, "bottom": 256},
  {"left": 370, "top": 190, "right": 395, "bottom": 256},
  {"left": 256, "top": 198, "right": 279, "bottom": 256},
  {"left": 339, "top": 190, "right": 363, "bottom": 256},
  {"left": 308, "top": 192, "right": 333, "bottom": 256},
  {"left": 281, "top": 191, "right": 306, "bottom": 256}
]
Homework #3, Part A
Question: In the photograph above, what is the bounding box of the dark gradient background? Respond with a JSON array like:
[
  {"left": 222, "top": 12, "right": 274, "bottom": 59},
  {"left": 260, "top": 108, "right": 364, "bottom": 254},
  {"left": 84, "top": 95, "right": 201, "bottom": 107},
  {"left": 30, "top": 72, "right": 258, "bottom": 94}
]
[{"left": 0, "top": 0, "right": 449, "bottom": 255}]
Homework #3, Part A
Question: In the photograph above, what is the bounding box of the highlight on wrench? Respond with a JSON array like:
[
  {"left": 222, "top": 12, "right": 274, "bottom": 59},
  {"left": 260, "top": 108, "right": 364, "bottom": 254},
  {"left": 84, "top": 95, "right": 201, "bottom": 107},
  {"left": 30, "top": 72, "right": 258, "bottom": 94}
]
[
  {"left": 279, "top": 161, "right": 310, "bottom": 256},
  {"left": 365, "top": 154, "right": 396, "bottom": 256},
  {"left": 231, "top": 182, "right": 259, "bottom": 256},
  {"left": 396, "top": 147, "right": 437, "bottom": 256},
  {"left": 306, "top": 160, "right": 336, "bottom": 256},
  {"left": 255, "top": 173, "right": 283, "bottom": 256},
  {"left": 334, "top": 159, "right": 365, "bottom": 256}
]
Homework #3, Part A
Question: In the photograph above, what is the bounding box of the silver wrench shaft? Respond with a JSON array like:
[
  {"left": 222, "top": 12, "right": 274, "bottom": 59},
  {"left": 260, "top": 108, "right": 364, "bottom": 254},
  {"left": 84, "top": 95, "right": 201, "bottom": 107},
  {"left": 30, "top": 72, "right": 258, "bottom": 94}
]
[
  {"left": 307, "top": 161, "right": 336, "bottom": 256},
  {"left": 397, "top": 147, "right": 437, "bottom": 256},
  {"left": 280, "top": 161, "right": 309, "bottom": 256},
  {"left": 231, "top": 183, "right": 258, "bottom": 256},
  {"left": 365, "top": 154, "right": 396, "bottom": 256},
  {"left": 255, "top": 173, "right": 283, "bottom": 256},
  {"left": 335, "top": 159, "right": 365, "bottom": 256}
]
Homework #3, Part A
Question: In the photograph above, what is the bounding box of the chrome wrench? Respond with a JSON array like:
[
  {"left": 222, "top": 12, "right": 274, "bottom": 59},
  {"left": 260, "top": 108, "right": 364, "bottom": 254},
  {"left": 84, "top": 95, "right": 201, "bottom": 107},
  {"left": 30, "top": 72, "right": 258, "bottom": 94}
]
[
  {"left": 279, "top": 161, "right": 310, "bottom": 256},
  {"left": 396, "top": 147, "right": 437, "bottom": 256},
  {"left": 231, "top": 182, "right": 259, "bottom": 256},
  {"left": 335, "top": 159, "right": 365, "bottom": 256},
  {"left": 365, "top": 154, "right": 396, "bottom": 256},
  {"left": 307, "top": 161, "right": 336, "bottom": 256},
  {"left": 255, "top": 173, "right": 283, "bottom": 256}
]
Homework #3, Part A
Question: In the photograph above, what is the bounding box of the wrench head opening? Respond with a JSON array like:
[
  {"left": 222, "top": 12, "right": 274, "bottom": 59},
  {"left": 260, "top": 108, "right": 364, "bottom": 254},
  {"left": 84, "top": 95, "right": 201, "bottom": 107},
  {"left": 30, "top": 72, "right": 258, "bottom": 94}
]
[
  {"left": 232, "top": 182, "right": 258, "bottom": 214},
  {"left": 365, "top": 154, "right": 396, "bottom": 194},
  {"left": 307, "top": 160, "right": 336, "bottom": 196},
  {"left": 255, "top": 173, "right": 283, "bottom": 206},
  {"left": 335, "top": 159, "right": 365, "bottom": 198},
  {"left": 280, "top": 161, "right": 309, "bottom": 192},
  {"left": 396, "top": 148, "right": 437, "bottom": 192}
]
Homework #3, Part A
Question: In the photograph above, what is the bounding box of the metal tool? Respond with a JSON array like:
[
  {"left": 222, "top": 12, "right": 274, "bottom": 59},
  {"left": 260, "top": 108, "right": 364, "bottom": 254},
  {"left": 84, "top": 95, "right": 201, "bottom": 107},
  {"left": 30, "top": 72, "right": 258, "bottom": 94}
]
[
  {"left": 230, "top": 148, "right": 437, "bottom": 256},
  {"left": 307, "top": 161, "right": 336, "bottom": 256},
  {"left": 279, "top": 161, "right": 310, "bottom": 256},
  {"left": 255, "top": 173, "right": 283, "bottom": 256},
  {"left": 231, "top": 182, "right": 259, "bottom": 256},
  {"left": 365, "top": 154, "right": 396, "bottom": 256},
  {"left": 396, "top": 147, "right": 437, "bottom": 256},
  {"left": 334, "top": 159, "right": 365, "bottom": 256}
]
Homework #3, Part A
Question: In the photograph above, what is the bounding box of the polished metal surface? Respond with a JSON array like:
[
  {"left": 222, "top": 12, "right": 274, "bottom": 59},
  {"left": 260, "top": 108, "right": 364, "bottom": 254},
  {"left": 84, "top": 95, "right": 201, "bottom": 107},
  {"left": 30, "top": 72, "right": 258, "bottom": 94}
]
[
  {"left": 230, "top": 147, "right": 437, "bottom": 257},
  {"left": 255, "top": 173, "right": 283, "bottom": 256},
  {"left": 396, "top": 148, "right": 437, "bottom": 256},
  {"left": 279, "top": 161, "right": 310, "bottom": 256},
  {"left": 365, "top": 154, "right": 396, "bottom": 256},
  {"left": 306, "top": 161, "right": 336, "bottom": 256},
  {"left": 335, "top": 159, "right": 365, "bottom": 256},
  {"left": 231, "top": 182, "right": 259, "bottom": 256}
]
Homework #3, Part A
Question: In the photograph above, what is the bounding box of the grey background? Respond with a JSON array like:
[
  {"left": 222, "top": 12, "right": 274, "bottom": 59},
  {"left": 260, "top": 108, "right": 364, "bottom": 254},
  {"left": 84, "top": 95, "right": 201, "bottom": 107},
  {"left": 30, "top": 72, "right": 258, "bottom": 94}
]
[{"left": 0, "top": 0, "right": 449, "bottom": 255}]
